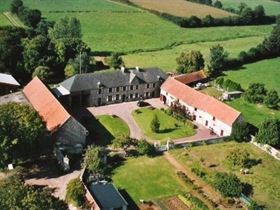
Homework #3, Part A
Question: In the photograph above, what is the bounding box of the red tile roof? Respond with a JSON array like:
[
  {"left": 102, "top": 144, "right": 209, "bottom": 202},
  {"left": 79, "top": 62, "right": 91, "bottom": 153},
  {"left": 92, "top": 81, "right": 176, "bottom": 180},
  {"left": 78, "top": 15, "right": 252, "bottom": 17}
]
[
  {"left": 174, "top": 70, "right": 207, "bottom": 85},
  {"left": 23, "top": 77, "right": 70, "bottom": 132},
  {"left": 161, "top": 77, "right": 241, "bottom": 126}
]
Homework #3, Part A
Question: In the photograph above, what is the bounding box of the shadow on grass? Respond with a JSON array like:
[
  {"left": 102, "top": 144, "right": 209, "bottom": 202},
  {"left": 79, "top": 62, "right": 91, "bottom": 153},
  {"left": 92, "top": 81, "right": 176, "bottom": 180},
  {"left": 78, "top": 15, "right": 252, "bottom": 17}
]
[
  {"left": 158, "top": 128, "right": 177, "bottom": 133},
  {"left": 119, "top": 189, "right": 140, "bottom": 210}
]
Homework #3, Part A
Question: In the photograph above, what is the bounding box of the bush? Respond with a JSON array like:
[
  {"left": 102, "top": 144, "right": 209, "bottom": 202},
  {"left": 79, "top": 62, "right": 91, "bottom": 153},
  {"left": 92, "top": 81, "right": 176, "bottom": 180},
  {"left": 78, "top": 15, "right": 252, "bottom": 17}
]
[
  {"left": 264, "top": 90, "right": 279, "bottom": 109},
  {"left": 111, "top": 135, "right": 133, "bottom": 149},
  {"left": 213, "top": 172, "right": 243, "bottom": 197},
  {"left": 225, "top": 148, "right": 250, "bottom": 168},
  {"left": 136, "top": 140, "right": 155, "bottom": 156},
  {"left": 231, "top": 121, "right": 250, "bottom": 142},
  {"left": 179, "top": 193, "right": 208, "bottom": 210},
  {"left": 256, "top": 119, "right": 280, "bottom": 146},
  {"left": 32, "top": 66, "right": 50, "bottom": 81},
  {"left": 244, "top": 83, "right": 267, "bottom": 104},
  {"left": 150, "top": 114, "right": 160, "bottom": 133},
  {"left": 66, "top": 178, "right": 86, "bottom": 207}
]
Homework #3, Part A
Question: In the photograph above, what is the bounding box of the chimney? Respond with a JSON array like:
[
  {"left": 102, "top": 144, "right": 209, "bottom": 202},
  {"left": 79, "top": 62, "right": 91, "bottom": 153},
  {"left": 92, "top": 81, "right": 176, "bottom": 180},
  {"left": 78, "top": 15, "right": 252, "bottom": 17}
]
[{"left": 136, "top": 66, "right": 140, "bottom": 72}]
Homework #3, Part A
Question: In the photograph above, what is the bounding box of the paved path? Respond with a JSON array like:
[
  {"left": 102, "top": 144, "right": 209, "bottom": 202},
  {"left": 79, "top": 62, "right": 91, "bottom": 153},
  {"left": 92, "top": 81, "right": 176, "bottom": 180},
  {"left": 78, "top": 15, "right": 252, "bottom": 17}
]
[{"left": 87, "top": 98, "right": 165, "bottom": 139}]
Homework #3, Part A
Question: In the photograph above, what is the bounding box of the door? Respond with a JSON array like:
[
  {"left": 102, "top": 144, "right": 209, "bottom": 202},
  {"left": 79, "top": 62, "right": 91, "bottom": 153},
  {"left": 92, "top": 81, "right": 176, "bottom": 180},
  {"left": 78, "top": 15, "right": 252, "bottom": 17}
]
[
  {"left": 205, "top": 120, "right": 208, "bottom": 126},
  {"left": 220, "top": 130, "right": 224, "bottom": 136},
  {"left": 193, "top": 115, "right": 196, "bottom": 121},
  {"left": 97, "top": 98, "right": 101, "bottom": 106},
  {"left": 122, "top": 95, "right": 126, "bottom": 102}
]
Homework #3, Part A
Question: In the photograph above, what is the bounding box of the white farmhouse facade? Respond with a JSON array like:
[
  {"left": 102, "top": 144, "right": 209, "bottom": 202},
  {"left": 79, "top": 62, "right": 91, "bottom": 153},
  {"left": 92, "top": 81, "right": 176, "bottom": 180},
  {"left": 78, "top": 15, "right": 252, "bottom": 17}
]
[{"left": 160, "top": 77, "right": 242, "bottom": 136}]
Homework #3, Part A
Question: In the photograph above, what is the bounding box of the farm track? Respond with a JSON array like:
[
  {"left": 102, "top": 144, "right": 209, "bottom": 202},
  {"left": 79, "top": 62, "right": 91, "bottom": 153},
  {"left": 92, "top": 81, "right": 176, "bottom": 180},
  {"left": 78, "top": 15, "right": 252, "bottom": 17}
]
[{"left": 3, "top": 12, "right": 25, "bottom": 27}]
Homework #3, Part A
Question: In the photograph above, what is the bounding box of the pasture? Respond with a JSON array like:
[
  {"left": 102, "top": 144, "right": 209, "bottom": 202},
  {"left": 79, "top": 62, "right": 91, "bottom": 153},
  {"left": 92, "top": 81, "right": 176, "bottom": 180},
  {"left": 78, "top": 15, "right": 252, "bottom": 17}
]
[
  {"left": 220, "top": 0, "right": 280, "bottom": 16},
  {"left": 0, "top": 0, "right": 273, "bottom": 53},
  {"left": 130, "top": 0, "right": 233, "bottom": 18},
  {"left": 171, "top": 142, "right": 280, "bottom": 210},
  {"left": 0, "top": 13, "right": 11, "bottom": 26}
]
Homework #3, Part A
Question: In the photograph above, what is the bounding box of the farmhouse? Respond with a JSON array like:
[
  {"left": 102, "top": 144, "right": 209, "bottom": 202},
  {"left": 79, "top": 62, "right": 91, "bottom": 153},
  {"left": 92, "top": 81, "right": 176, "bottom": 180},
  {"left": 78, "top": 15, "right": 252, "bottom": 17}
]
[
  {"left": 0, "top": 73, "right": 20, "bottom": 96},
  {"left": 23, "top": 77, "right": 88, "bottom": 148},
  {"left": 55, "top": 67, "right": 167, "bottom": 107},
  {"left": 160, "top": 77, "right": 242, "bottom": 136}
]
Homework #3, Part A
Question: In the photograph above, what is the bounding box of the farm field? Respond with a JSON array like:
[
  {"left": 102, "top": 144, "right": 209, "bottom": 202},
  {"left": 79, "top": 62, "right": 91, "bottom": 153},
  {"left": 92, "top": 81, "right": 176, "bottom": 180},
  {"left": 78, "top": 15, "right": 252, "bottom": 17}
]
[
  {"left": 132, "top": 108, "right": 195, "bottom": 141},
  {"left": 130, "top": 0, "right": 233, "bottom": 18},
  {"left": 227, "top": 98, "right": 280, "bottom": 127},
  {"left": 224, "top": 58, "right": 280, "bottom": 93},
  {"left": 220, "top": 0, "right": 280, "bottom": 16},
  {"left": 0, "top": 0, "right": 273, "bottom": 52},
  {"left": 170, "top": 142, "right": 280, "bottom": 210},
  {"left": 123, "top": 35, "right": 266, "bottom": 71},
  {"left": 111, "top": 156, "right": 188, "bottom": 202}
]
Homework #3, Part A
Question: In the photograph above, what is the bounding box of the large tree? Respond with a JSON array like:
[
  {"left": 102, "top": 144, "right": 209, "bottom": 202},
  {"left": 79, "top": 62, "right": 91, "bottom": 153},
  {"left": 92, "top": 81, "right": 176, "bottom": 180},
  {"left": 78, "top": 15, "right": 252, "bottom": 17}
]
[
  {"left": 231, "top": 121, "right": 250, "bottom": 142},
  {"left": 176, "top": 50, "right": 205, "bottom": 73},
  {"left": 264, "top": 90, "right": 279, "bottom": 109},
  {"left": 244, "top": 83, "right": 267, "bottom": 103},
  {"left": 82, "top": 146, "right": 105, "bottom": 175},
  {"left": 10, "top": 0, "right": 23, "bottom": 14},
  {"left": 0, "top": 103, "right": 45, "bottom": 168},
  {"left": 107, "top": 53, "right": 124, "bottom": 70},
  {"left": 256, "top": 119, "right": 280, "bottom": 146},
  {"left": 209, "top": 44, "right": 228, "bottom": 75}
]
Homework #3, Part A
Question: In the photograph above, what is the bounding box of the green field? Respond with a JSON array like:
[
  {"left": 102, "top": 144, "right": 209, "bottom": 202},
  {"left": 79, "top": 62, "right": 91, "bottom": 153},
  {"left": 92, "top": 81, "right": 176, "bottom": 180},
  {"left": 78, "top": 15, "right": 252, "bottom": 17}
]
[
  {"left": 0, "top": 13, "right": 11, "bottom": 26},
  {"left": 123, "top": 35, "right": 266, "bottom": 71},
  {"left": 220, "top": 0, "right": 280, "bottom": 16},
  {"left": 0, "top": 0, "right": 272, "bottom": 53},
  {"left": 227, "top": 98, "right": 280, "bottom": 127},
  {"left": 132, "top": 108, "right": 195, "bottom": 141},
  {"left": 112, "top": 156, "right": 188, "bottom": 202},
  {"left": 224, "top": 58, "right": 280, "bottom": 93},
  {"left": 171, "top": 142, "right": 280, "bottom": 210}
]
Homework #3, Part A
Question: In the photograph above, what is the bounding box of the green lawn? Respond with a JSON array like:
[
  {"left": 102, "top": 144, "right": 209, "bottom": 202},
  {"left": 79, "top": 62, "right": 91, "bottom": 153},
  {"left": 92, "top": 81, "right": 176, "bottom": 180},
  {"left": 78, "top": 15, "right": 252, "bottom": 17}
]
[
  {"left": 224, "top": 58, "right": 280, "bottom": 93},
  {"left": 0, "top": 0, "right": 272, "bottom": 53},
  {"left": 220, "top": 0, "right": 280, "bottom": 16},
  {"left": 86, "top": 115, "right": 129, "bottom": 145},
  {"left": 112, "top": 156, "right": 188, "bottom": 202},
  {"left": 132, "top": 108, "right": 195, "bottom": 141},
  {"left": 170, "top": 142, "right": 280, "bottom": 210},
  {"left": 123, "top": 35, "right": 267, "bottom": 71},
  {"left": 227, "top": 98, "right": 280, "bottom": 127},
  {"left": 0, "top": 13, "right": 11, "bottom": 26}
]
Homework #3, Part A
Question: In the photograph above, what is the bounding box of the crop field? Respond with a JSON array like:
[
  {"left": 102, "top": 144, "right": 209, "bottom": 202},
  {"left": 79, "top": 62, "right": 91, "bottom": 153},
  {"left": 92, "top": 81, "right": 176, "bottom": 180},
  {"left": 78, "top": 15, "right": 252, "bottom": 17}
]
[
  {"left": 0, "top": 0, "right": 272, "bottom": 53},
  {"left": 123, "top": 36, "right": 266, "bottom": 71},
  {"left": 0, "top": 13, "right": 11, "bottom": 26},
  {"left": 220, "top": 0, "right": 280, "bottom": 16},
  {"left": 130, "top": 0, "right": 233, "bottom": 18}
]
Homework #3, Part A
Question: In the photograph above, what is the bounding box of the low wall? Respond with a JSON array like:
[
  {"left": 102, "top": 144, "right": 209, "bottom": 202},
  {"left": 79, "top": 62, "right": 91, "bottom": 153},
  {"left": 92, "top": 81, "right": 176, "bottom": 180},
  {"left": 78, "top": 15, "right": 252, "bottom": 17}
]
[{"left": 251, "top": 137, "right": 280, "bottom": 161}]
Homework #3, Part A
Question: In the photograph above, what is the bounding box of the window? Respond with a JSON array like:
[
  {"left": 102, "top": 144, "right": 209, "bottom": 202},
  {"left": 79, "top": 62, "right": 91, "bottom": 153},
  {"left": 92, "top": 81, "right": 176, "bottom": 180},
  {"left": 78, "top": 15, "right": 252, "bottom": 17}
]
[
  {"left": 213, "top": 116, "right": 216, "bottom": 121},
  {"left": 130, "top": 86, "right": 133, "bottom": 90},
  {"left": 135, "top": 93, "right": 138, "bottom": 98},
  {"left": 116, "top": 87, "right": 119, "bottom": 92},
  {"left": 147, "top": 84, "right": 150, "bottom": 88},
  {"left": 194, "top": 107, "right": 197, "bottom": 111},
  {"left": 116, "top": 94, "right": 119, "bottom": 100},
  {"left": 123, "top": 86, "right": 126, "bottom": 91},
  {"left": 98, "top": 89, "right": 102, "bottom": 94},
  {"left": 145, "top": 92, "right": 149, "bottom": 97},
  {"left": 153, "top": 83, "right": 156, "bottom": 88},
  {"left": 135, "top": 85, "right": 138, "bottom": 90},
  {"left": 109, "top": 88, "right": 112, "bottom": 93},
  {"left": 108, "top": 96, "right": 112, "bottom": 102},
  {"left": 130, "top": 94, "right": 133, "bottom": 99}
]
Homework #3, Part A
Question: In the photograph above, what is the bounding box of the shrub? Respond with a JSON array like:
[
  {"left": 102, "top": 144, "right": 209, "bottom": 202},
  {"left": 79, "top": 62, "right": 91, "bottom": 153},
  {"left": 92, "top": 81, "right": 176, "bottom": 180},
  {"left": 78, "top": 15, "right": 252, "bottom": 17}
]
[
  {"left": 231, "top": 121, "right": 250, "bottom": 142},
  {"left": 264, "top": 90, "right": 279, "bottom": 109},
  {"left": 32, "top": 66, "right": 50, "bottom": 81},
  {"left": 111, "top": 135, "right": 132, "bottom": 149},
  {"left": 213, "top": 172, "right": 243, "bottom": 197},
  {"left": 179, "top": 193, "right": 208, "bottom": 210},
  {"left": 66, "top": 178, "right": 86, "bottom": 207},
  {"left": 225, "top": 148, "right": 250, "bottom": 168},
  {"left": 136, "top": 140, "right": 155, "bottom": 156},
  {"left": 191, "top": 165, "right": 206, "bottom": 179},
  {"left": 150, "top": 114, "right": 160, "bottom": 133},
  {"left": 244, "top": 83, "right": 267, "bottom": 103},
  {"left": 256, "top": 119, "right": 280, "bottom": 146}
]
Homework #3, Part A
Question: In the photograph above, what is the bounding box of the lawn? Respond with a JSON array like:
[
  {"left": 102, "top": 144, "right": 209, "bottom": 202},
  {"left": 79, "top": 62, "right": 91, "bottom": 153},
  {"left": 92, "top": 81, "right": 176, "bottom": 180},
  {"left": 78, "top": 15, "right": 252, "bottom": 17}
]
[
  {"left": 170, "top": 141, "right": 280, "bottom": 210},
  {"left": 220, "top": 0, "right": 280, "bottom": 16},
  {"left": 130, "top": 0, "right": 233, "bottom": 18},
  {"left": 0, "top": 0, "right": 272, "bottom": 52},
  {"left": 0, "top": 13, "right": 11, "bottom": 26},
  {"left": 123, "top": 35, "right": 267, "bottom": 71},
  {"left": 86, "top": 115, "right": 130, "bottom": 145},
  {"left": 227, "top": 98, "right": 280, "bottom": 127},
  {"left": 200, "top": 86, "right": 223, "bottom": 99},
  {"left": 224, "top": 57, "right": 280, "bottom": 93},
  {"left": 112, "top": 156, "right": 188, "bottom": 202},
  {"left": 132, "top": 108, "right": 195, "bottom": 141}
]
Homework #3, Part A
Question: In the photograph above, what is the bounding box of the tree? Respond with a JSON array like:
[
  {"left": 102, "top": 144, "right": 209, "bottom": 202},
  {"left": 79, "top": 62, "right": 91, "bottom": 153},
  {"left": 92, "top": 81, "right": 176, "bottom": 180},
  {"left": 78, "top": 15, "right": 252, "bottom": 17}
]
[
  {"left": 231, "top": 121, "right": 250, "bottom": 142},
  {"left": 136, "top": 140, "right": 155, "bottom": 156},
  {"left": 209, "top": 44, "right": 228, "bottom": 75},
  {"left": 10, "top": 0, "right": 23, "bottom": 14},
  {"left": 0, "top": 174, "right": 68, "bottom": 210},
  {"left": 66, "top": 178, "right": 86, "bottom": 207},
  {"left": 64, "top": 64, "right": 76, "bottom": 78},
  {"left": 226, "top": 148, "right": 250, "bottom": 168},
  {"left": 256, "top": 119, "right": 280, "bottom": 146},
  {"left": 83, "top": 146, "right": 105, "bottom": 175},
  {"left": 107, "top": 53, "right": 124, "bottom": 70},
  {"left": 264, "top": 90, "right": 279, "bottom": 109},
  {"left": 254, "top": 5, "right": 265, "bottom": 22},
  {"left": 111, "top": 135, "right": 132, "bottom": 149},
  {"left": 67, "top": 52, "right": 91, "bottom": 74},
  {"left": 150, "top": 114, "right": 160, "bottom": 133},
  {"left": 176, "top": 50, "right": 205, "bottom": 73},
  {"left": 213, "top": 172, "right": 243, "bottom": 197},
  {"left": 262, "top": 22, "right": 280, "bottom": 56},
  {"left": 0, "top": 103, "right": 45, "bottom": 168},
  {"left": 244, "top": 83, "right": 267, "bottom": 103},
  {"left": 32, "top": 66, "right": 50, "bottom": 81},
  {"left": 214, "top": 1, "right": 223, "bottom": 8}
]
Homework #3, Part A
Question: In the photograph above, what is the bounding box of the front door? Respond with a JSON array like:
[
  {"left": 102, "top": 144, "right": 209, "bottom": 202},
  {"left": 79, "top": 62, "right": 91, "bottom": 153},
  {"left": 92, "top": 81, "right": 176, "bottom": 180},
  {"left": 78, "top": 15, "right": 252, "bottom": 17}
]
[
  {"left": 220, "top": 130, "right": 224, "bottom": 136},
  {"left": 122, "top": 95, "right": 126, "bottom": 102},
  {"left": 97, "top": 98, "right": 101, "bottom": 106}
]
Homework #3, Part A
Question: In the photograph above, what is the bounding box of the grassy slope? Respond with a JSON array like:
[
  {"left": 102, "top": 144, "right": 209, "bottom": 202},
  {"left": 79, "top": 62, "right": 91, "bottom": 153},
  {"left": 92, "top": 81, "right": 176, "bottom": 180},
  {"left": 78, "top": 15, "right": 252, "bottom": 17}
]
[
  {"left": 130, "top": 0, "right": 233, "bottom": 18},
  {"left": 112, "top": 156, "right": 188, "bottom": 202},
  {"left": 132, "top": 108, "right": 195, "bottom": 141},
  {"left": 0, "top": 13, "right": 11, "bottom": 26},
  {"left": 227, "top": 98, "right": 280, "bottom": 127},
  {"left": 0, "top": 0, "right": 272, "bottom": 52},
  {"left": 220, "top": 0, "right": 280, "bottom": 16},
  {"left": 123, "top": 35, "right": 266, "bottom": 71},
  {"left": 170, "top": 142, "right": 280, "bottom": 210}
]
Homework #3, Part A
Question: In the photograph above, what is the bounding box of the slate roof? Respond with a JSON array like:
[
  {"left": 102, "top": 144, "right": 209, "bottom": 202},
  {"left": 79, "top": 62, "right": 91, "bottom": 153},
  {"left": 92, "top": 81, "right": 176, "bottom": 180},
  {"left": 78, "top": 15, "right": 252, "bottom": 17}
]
[
  {"left": 174, "top": 70, "right": 207, "bottom": 85},
  {"left": 161, "top": 77, "right": 241, "bottom": 126},
  {"left": 89, "top": 182, "right": 128, "bottom": 210},
  {"left": 59, "top": 67, "right": 167, "bottom": 92},
  {"left": 0, "top": 73, "right": 20, "bottom": 86}
]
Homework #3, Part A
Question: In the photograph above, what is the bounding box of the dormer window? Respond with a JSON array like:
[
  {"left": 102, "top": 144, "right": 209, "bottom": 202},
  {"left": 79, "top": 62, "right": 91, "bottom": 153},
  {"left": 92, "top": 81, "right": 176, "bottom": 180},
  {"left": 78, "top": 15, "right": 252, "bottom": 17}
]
[
  {"left": 109, "top": 88, "right": 112, "bottom": 93},
  {"left": 213, "top": 116, "right": 216, "bottom": 121}
]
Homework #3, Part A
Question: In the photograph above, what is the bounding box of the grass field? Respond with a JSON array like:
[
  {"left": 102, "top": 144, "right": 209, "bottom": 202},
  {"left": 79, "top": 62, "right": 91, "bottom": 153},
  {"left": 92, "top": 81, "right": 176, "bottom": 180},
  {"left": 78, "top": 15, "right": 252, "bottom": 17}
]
[
  {"left": 132, "top": 108, "right": 195, "bottom": 141},
  {"left": 224, "top": 58, "right": 280, "bottom": 93},
  {"left": 227, "top": 98, "right": 280, "bottom": 127},
  {"left": 130, "top": 0, "right": 233, "bottom": 18},
  {"left": 0, "top": 0, "right": 272, "bottom": 53},
  {"left": 170, "top": 142, "right": 280, "bottom": 210},
  {"left": 123, "top": 35, "right": 266, "bottom": 71},
  {"left": 87, "top": 115, "right": 129, "bottom": 145},
  {"left": 0, "top": 13, "right": 11, "bottom": 26},
  {"left": 112, "top": 156, "right": 188, "bottom": 202},
  {"left": 220, "top": 0, "right": 280, "bottom": 16}
]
